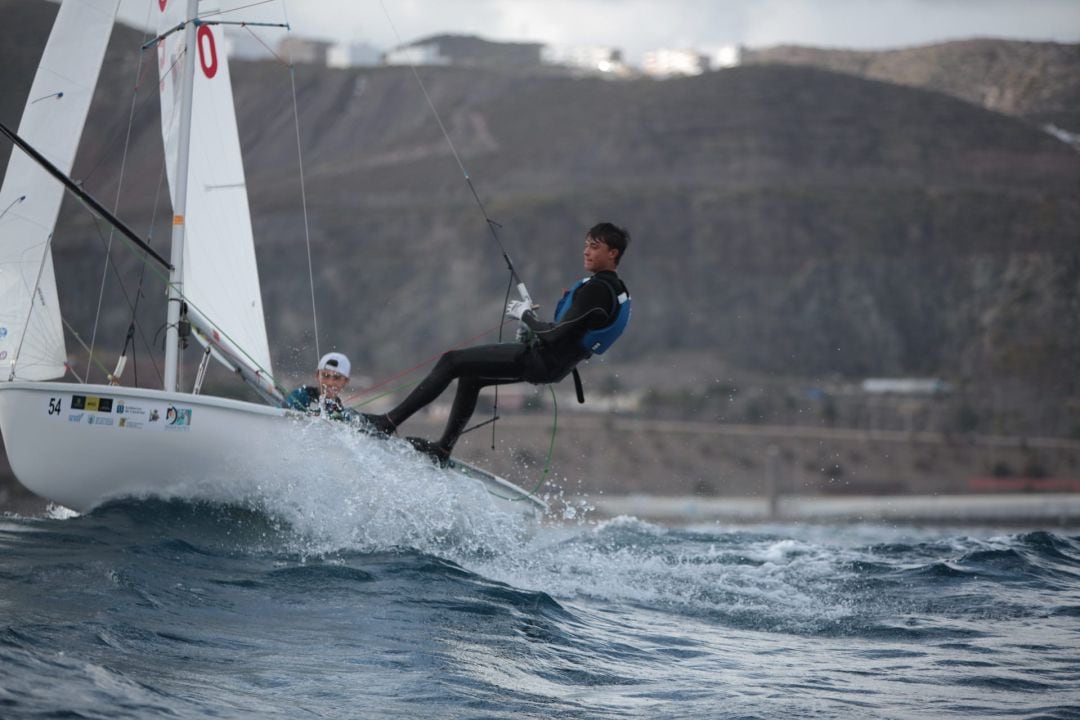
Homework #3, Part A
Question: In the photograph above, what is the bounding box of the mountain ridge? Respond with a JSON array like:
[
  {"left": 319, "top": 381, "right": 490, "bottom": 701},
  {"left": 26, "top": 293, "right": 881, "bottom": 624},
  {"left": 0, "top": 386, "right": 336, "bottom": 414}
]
[{"left": 1, "top": 0, "right": 1077, "bottom": 420}]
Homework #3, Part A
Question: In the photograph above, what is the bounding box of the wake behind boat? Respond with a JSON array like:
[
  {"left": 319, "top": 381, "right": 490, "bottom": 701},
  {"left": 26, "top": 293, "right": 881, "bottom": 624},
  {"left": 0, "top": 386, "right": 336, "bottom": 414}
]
[{"left": 0, "top": 1, "right": 545, "bottom": 520}]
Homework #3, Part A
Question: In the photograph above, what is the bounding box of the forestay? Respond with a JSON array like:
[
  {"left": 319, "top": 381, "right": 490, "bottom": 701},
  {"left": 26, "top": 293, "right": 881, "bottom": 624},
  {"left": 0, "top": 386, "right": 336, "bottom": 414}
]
[
  {"left": 156, "top": 0, "right": 273, "bottom": 377},
  {"left": 0, "top": 0, "right": 119, "bottom": 381}
]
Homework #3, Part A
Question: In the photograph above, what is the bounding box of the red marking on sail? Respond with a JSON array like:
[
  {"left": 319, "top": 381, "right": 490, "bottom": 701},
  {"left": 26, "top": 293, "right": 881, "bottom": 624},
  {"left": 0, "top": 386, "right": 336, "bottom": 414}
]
[{"left": 197, "top": 26, "right": 218, "bottom": 79}]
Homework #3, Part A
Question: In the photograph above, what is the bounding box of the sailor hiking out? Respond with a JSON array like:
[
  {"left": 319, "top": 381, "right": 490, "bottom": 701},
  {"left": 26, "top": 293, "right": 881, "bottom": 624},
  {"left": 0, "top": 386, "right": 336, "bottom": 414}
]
[{"left": 363, "top": 222, "right": 632, "bottom": 465}]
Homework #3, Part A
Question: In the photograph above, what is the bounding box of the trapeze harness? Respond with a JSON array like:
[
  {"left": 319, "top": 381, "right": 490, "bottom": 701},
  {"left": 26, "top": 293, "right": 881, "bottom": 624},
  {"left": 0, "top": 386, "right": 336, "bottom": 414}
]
[{"left": 551, "top": 273, "right": 632, "bottom": 401}]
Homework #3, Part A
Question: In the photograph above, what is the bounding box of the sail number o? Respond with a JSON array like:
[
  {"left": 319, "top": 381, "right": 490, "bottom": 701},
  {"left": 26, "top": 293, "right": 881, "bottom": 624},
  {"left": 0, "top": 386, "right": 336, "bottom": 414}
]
[{"left": 197, "top": 26, "right": 218, "bottom": 79}]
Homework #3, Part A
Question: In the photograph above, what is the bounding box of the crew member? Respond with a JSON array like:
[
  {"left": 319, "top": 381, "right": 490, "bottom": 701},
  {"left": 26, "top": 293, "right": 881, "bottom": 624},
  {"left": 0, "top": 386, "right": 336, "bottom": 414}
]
[
  {"left": 364, "top": 222, "right": 631, "bottom": 465},
  {"left": 284, "top": 352, "right": 355, "bottom": 421}
]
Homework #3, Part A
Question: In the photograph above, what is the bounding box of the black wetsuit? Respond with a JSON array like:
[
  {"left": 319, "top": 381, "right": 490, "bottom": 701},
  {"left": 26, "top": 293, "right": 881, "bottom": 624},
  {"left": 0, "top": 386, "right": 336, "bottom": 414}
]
[{"left": 384, "top": 270, "right": 628, "bottom": 455}]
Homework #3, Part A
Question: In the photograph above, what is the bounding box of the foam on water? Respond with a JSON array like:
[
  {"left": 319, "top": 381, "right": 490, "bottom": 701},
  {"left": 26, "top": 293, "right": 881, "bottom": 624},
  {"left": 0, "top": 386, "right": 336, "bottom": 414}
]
[
  {"left": 101, "top": 418, "right": 537, "bottom": 558},
  {"left": 17, "top": 423, "right": 1080, "bottom": 645}
]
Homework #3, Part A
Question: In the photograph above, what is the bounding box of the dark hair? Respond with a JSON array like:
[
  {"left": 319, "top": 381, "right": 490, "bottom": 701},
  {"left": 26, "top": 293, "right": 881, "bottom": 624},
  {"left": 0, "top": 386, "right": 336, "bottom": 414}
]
[{"left": 587, "top": 222, "right": 630, "bottom": 265}]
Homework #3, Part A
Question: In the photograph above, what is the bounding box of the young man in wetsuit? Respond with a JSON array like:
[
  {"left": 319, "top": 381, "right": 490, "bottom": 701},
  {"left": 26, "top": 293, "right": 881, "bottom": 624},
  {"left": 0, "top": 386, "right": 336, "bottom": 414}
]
[
  {"left": 364, "top": 222, "right": 631, "bottom": 465},
  {"left": 283, "top": 352, "right": 355, "bottom": 422}
]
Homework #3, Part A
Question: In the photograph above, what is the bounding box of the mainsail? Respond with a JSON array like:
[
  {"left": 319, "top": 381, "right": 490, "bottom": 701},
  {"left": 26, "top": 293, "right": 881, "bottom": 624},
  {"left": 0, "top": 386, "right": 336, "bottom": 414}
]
[
  {"left": 156, "top": 0, "right": 273, "bottom": 378},
  {"left": 0, "top": 0, "right": 119, "bottom": 381}
]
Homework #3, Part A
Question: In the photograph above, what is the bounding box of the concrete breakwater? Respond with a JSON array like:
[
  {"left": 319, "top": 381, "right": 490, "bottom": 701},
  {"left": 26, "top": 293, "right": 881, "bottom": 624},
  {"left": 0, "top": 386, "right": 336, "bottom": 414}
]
[
  {"left": 580, "top": 493, "right": 1080, "bottom": 527},
  {"left": 427, "top": 414, "right": 1080, "bottom": 498}
]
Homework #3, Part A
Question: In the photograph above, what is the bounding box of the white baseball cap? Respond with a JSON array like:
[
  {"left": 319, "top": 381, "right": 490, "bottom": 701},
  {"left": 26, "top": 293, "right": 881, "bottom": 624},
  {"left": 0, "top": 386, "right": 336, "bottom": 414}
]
[{"left": 317, "top": 352, "right": 351, "bottom": 377}]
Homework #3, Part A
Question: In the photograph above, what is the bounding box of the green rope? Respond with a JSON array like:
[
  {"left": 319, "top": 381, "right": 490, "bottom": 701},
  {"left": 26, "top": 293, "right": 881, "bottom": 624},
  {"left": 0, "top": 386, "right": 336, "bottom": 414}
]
[{"left": 481, "top": 384, "right": 558, "bottom": 504}]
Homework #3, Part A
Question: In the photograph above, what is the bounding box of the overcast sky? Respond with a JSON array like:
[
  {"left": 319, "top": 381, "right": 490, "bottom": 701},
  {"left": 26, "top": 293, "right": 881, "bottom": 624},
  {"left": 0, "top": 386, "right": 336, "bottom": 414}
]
[{"left": 116, "top": 0, "right": 1080, "bottom": 63}]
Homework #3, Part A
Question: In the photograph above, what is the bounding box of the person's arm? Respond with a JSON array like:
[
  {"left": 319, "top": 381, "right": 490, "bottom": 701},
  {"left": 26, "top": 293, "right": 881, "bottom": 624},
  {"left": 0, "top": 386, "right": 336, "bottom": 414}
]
[
  {"left": 283, "top": 387, "right": 314, "bottom": 411},
  {"left": 521, "top": 280, "right": 613, "bottom": 347}
]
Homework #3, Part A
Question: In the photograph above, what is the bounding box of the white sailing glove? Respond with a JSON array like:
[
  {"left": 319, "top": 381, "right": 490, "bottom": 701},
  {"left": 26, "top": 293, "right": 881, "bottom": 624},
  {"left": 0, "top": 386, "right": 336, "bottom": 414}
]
[{"left": 505, "top": 299, "right": 535, "bottom": 320}]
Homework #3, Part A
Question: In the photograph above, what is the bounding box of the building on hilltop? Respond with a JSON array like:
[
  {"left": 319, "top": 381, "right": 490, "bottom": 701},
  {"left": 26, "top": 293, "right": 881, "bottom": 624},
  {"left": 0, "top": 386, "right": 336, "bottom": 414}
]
[
  {"left": 279, "top": 36, "right": 331, "bottom": 65},
  {"left": 713, "top": 45, "right": 743, "bottom": 68},
  {"left": 642, "top": 49, "right": 711, "bottom": 77},
  {"left": 542, "top": 45, "right": 629, "bottom": 75},
  {"left": 383, "top": 34, "right": 544, "bottom": 69},
  {"left": 327, "top": 41, "right": 381, "bottom": 68}
]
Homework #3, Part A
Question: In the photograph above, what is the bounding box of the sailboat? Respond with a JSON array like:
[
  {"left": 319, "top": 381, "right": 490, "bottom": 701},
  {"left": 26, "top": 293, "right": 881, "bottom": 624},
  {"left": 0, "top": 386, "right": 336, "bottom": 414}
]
[{"left": 0, "top": 0, "right": 546, "bottom": 519}]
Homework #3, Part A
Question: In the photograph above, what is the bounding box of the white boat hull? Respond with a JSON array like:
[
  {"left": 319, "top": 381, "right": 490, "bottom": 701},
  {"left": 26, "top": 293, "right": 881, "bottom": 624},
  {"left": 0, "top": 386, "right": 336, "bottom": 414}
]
[{"left": 0, "top": 382, "right": 545, "bottom": 519}]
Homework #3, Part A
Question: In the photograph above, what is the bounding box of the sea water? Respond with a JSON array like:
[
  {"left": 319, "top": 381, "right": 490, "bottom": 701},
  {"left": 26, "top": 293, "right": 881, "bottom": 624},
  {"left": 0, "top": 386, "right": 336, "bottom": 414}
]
[{"left": 1, "top": 427, "right": 1078, "bottom": 718}]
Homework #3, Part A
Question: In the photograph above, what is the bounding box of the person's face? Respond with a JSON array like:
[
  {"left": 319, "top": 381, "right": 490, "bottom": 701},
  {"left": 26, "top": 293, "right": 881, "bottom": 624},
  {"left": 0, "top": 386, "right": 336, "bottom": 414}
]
[
  {"left": 583, "top": 235, "right": 619, "bottom": 273},
  {"left": 316, "top": 369, "right": 349, "bottom": 399}
]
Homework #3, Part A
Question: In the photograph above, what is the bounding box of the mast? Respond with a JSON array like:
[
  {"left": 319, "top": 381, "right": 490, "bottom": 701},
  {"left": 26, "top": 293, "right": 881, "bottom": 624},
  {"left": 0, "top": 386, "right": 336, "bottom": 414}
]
[{"left": 163, "top": 0, "right": 199, "bottom": 393}]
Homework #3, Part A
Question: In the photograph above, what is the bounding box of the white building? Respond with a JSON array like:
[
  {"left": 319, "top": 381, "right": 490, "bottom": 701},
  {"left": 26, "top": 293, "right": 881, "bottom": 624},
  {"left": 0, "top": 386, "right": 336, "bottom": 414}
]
[
  {"left": 642, "top": 49, "right": 710, "bottom": 78},
  {"left": 327, "top": 41, "right": 381, "bottom": 68},
  {"left": 714, "top": 45, "right": 743, "bottom": 69},
  {"left": 383, "top": 42, "right": 450, "bottom": 66},
  {"left": 279, "top": 36, "right": 331, "bottom": 65},
  {"left": 542, "top": 45, "right": 627, "bottom": 74}
]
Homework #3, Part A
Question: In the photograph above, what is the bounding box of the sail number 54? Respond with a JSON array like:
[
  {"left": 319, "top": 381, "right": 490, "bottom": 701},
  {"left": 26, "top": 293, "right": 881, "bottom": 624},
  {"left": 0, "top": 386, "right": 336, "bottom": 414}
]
[{"left": 48, "top": 397, "right": 62, "bottom": 416}]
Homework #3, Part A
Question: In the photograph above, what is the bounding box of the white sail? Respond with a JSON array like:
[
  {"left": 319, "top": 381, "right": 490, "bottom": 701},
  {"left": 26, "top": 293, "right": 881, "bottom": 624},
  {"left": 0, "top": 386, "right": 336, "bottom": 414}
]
[
  {"left": 0, "top": 1, "right": 119, "bottom": 381},
  {"left": 156, "top": 0, "right": 273, "bottom": 377}
]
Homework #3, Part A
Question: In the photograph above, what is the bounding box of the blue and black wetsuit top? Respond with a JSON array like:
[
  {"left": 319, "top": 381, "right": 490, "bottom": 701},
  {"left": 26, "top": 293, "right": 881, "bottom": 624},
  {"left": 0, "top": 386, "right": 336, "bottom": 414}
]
[
  {"left": 520, "top": 269, "right": 631, "bottom": 376},
  {"left": 282, "top": 386, "right": 355, "bottom": 422}
]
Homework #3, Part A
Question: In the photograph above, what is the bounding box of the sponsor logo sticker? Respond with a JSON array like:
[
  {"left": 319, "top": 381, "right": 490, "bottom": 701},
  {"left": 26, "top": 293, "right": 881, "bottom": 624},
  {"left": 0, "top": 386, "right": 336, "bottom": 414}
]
[
  {"left": 165, "top": 405, "right": 192, "bottom": 428},
  {"left": 72, "top": 395, "right": 114, "bottom": 413}
]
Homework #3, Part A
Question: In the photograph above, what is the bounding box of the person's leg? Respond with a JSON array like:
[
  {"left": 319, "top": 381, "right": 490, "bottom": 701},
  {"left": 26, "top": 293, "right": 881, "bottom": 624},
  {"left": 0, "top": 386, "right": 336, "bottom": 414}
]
[
  {"left": 436, "top": 372, "right": 521, "bottom": 450},
  {"left": 365, "top": 344, "right": 527, "bottom": 436}
]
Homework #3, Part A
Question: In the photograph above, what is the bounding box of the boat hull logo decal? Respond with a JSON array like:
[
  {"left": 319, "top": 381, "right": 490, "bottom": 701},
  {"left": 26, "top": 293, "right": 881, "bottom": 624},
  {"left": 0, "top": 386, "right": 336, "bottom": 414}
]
[
  {"left": 71, "top": 395, "right": 113, "bottom": 413},
  {"left": 165, "top": 406, "right": 192, "bottom": 428}
]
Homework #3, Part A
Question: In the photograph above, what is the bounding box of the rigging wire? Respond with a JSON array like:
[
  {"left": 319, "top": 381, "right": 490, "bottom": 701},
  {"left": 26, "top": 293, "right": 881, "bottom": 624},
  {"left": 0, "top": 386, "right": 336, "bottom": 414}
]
[
  {"left": 85, "top": 208, "right": 163, "bottom": 383},
  {"left": 474, "top": 384, "right": 559, "bottom": 505},
  {"left": 378, "top": 0, "right": 537, "bottom": 452},
  {"left": 238, "top": 4, "right": 319, "bottom": 366},
  {"left": 61, "top": 317, "right": 114, "bottom": 382},
  {"left": 279, "top": 4, "right": 320, "bottom": 364},
  {"left": 76, "top": 48, "right": 184, "bottom": 189},
  {"left": 123, "top": 154, "right": 172, "bottom": 388},
  {"left": 198, "top": 0, "right": 279, "bottom": 20},
  {"left": 376, "top": 0, "right": 524, "bottom": 287},
  {"left": 88, "top": 0, "right": 156, "bottom": 383}
]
